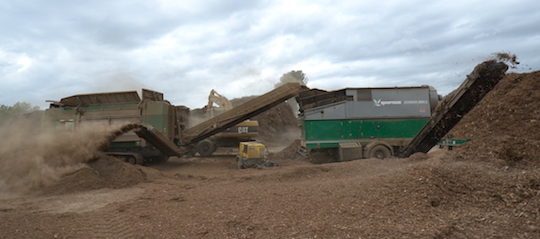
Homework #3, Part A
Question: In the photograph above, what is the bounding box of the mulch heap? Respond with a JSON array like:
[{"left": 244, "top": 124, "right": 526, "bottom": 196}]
[
  {"left": 449, "top": 71, "right": 540, "bottom": 166},
  {"left": 38, "top": 155, "right": 161, "bottom": 195},
  {"left": 390, "top": 70, "right": 540, "bottom": 237}
]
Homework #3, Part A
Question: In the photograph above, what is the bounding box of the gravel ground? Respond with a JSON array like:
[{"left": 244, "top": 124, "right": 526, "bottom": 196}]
[{"left": 0, "top": 151, "right": 538, "bottom": 239}]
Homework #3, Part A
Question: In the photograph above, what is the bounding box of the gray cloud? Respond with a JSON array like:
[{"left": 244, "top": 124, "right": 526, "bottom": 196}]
[{"left": 1, "top": 0, "right": 539, "bottom": 109}]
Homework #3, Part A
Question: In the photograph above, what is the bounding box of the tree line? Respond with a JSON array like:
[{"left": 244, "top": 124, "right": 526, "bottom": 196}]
[{"left": 0, "top": 102, "right": 41, "bottom": 125}]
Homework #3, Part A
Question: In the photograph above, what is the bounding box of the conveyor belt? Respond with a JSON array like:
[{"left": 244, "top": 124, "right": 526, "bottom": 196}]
[
  {"left": 181, "top": 83, "right": 307, "bottom": 145},
  {"left": 400, "top": 60, "right": 508, "bottom": 157},
  {"left": 134, "top": 126, "right": 185, "bottom": 156}
]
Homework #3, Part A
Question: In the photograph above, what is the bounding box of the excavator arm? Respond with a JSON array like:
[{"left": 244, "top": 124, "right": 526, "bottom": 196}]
[{"left": 207, "top": 89, "right": 233, "bottom": 117}]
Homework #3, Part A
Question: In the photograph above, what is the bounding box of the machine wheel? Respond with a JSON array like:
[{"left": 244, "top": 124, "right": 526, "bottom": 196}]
[
  {"left": 196, "top": 140, "right": 217, "bottom": 157},
  {"left": 126, "top": 155, "right": 137, "bottom": 164},
  {"left": 367, "top": 145, "right": 392, "bottom": 159},
  {"left": 237, "top": 157, "right": 245, "bottom": 169}
]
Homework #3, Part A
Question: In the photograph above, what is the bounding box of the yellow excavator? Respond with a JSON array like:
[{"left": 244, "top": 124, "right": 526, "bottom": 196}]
[
  {"left": 194, "top": 89, "right": 259, "bottom": 156},
  {"left": 207, "top": 89, "right": 233, "bottom": 117}
]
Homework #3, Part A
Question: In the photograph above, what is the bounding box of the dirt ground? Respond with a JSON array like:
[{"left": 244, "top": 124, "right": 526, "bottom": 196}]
[
  {"left": 0, "top": 68, "right": 539, "bottom": 238},
  {"left": 0, "top": 149, "right": 538, "bottom": 239}
]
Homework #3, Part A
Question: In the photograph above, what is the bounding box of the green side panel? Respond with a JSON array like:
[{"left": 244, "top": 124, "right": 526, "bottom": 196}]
[
  {"left": 80, "top": 104, "right": 139, "bottom": 111},
  {"left": 304, "top": 118, "right": 429, "bottom": 141},
  {"left": 306, "top": 142, "right": 339, "bottom": 149},
  {"left": 141, "top": 101, "right": 169, "bottom": 135},
  {"left": 143, "top": 115, "right": 167, "bottom": 132}
]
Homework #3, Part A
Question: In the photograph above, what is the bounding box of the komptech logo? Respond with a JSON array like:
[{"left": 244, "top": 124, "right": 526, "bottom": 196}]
[
  {"left": 373, "top": 99, "right": 402, "bottom": 107},
  {"left": 373, "top": 99, "right": 428, "bottom": 107}
]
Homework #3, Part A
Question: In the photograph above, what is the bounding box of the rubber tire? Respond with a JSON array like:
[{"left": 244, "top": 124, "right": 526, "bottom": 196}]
[
  {"left": 368, "top": 145, "right": 392, "bottom": 159},
  {"left": 237, "top": 157, "right": 245, "bottom": 169},
  {"left": 126, "top": 156, "right": 137, "bottom": 164},
  {"left": 196, "top": 140, "right": 216, "bottom": 157}
]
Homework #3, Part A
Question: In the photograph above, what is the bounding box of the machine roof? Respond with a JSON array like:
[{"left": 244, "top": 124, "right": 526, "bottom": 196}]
[
  {"left": 59, "top": 91, "right": 141, "bottom": 107},
  {"left": 296, "top": 85, "right": 433, "bottom": 112},
  {"left": 56, "top": 88, "right": 167, "bottom": 107}
]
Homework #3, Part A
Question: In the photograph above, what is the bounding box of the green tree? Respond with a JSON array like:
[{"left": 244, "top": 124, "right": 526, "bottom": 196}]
[{"left": 0, "top": 102, "right": 40, "bottom": 125}]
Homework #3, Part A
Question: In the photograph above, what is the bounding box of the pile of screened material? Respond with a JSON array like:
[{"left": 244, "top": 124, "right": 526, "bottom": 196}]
[
  {"left": 449, "top": 71, "right": 540, "bottom": 166},
  {"left": 39, "top": 155, "right": 160, "bottom": 195}
]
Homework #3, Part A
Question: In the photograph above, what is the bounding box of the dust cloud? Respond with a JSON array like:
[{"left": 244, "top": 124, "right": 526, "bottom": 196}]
[
  {"left": 0, "top": 118, "right": 128, "bottom": 197},
  {"left": 187, "top": 113, "right": 210, "bottom": 128},
  {"left": 275, "top": 70, "right": 307, "bottom": 114},
  {"left": 264, "top": 126, "right": 301, "bottom": 148},
  {"left": 491, "top": 52, "right": 520, "bottom": 68}
]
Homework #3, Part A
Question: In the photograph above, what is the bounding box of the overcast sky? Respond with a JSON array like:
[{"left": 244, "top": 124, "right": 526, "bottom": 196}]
[{"left": 1, "top": 0, "right": 539, "bottom": 108}]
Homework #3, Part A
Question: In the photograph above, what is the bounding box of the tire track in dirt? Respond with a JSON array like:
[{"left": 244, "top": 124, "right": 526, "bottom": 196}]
[
  {"left": 26, "top": 187, "right": 146, "bottom": 238},
  {"left": 73, "top": 203, "right": 142, "bottom": 239},
  {"left": 86, "top": 211, "right": 136, "bottom": 239}
]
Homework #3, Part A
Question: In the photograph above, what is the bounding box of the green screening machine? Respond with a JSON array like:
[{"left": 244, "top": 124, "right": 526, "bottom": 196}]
[
  {"left": 296, "top": 86, "right": 440, "bottom": 161},
  {"left": 296, "top": 60, "right": 509, "bottom": 161}
]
